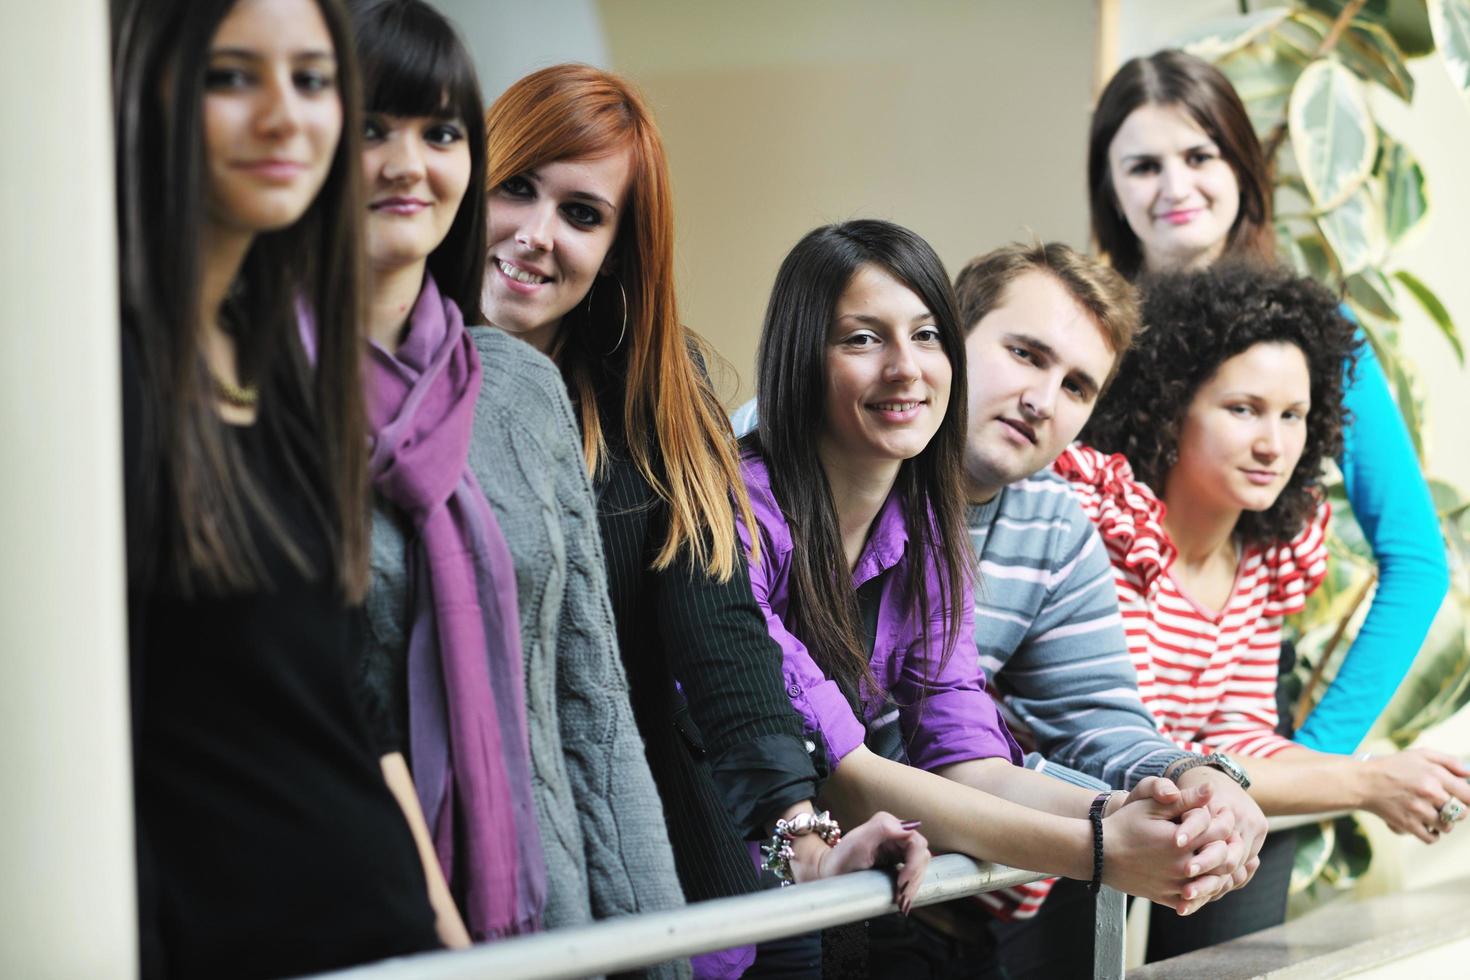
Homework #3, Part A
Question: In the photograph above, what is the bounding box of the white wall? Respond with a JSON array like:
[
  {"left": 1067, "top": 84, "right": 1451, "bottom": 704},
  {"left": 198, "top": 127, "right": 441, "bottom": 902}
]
[
  {"left": 432, "top": 0, "right": 609, "bottom": 101},
  {"left": 0, "top": 1, "right": 136, "bottom": 975},
  {"left": 597, "top": 0, "right": 1101, "bottom": 406}
]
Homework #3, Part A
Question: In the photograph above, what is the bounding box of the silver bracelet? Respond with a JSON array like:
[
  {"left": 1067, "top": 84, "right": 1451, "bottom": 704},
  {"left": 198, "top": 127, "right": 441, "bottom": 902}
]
[{"left": 760, "top": 810, "right": 842, "bottom": 886}]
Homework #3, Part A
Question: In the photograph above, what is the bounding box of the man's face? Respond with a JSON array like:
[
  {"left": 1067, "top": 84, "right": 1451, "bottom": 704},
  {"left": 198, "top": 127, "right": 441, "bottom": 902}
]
[{"left": 963, "top": 271, "right": 1118, "bottom": 500}]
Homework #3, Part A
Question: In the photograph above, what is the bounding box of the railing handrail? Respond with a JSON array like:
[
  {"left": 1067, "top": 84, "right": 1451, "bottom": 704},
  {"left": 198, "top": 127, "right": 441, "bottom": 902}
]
[
  {"left": 311, "top": 809, "right": 1358, "bottom": 980},
  {"left": 313, "top": 855, "right": 1123, "bottom": 980},
  {"left": 1266, "top": 809, "right": 1352, "bottom": 833}
]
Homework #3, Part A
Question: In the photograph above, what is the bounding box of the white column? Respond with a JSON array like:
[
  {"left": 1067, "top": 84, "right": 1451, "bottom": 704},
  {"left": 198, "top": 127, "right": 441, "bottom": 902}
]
[{"left": 0, "top": 2, "right": 136, "bottom": 976}]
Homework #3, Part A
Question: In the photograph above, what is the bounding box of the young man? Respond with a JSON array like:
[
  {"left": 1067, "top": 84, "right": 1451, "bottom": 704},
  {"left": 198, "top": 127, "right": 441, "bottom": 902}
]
[{"left": 949, "top": 242, "right": 1270, "bottom": 970}]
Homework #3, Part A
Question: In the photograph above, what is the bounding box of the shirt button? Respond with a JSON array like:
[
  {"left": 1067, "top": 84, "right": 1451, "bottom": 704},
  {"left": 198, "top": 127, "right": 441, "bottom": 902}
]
[
  {"left": 804, "top": 739, "right": 817, "bottom": 754},
  {"left": 787, "top": 683, "right": 802, "bottom": 698}
]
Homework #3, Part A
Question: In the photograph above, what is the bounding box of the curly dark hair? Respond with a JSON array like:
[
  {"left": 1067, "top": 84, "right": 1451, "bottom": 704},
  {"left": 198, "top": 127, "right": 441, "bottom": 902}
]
[{"left": 1080, "top": 263, "right": 1360, "bottom": 546}]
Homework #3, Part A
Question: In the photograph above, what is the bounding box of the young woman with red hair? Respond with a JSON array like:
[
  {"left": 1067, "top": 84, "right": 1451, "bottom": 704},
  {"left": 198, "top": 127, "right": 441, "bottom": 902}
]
[{"left": 481, "top": 65, "right": 927, "bottom": 978}]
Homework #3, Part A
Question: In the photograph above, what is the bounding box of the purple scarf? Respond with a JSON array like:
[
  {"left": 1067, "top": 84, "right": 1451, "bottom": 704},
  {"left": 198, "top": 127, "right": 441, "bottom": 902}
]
[{"left": 365, "top": 274, "right": 546, "bottom": 939}]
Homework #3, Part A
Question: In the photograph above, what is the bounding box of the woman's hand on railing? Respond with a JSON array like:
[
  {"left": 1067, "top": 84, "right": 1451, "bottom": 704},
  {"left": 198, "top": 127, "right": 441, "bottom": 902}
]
[
  {"left": 791, "top": 810, "right": 931, "bottom": 914},
  {"left": 1360, "top": 749, "right": 1470, "bottom": 844}
]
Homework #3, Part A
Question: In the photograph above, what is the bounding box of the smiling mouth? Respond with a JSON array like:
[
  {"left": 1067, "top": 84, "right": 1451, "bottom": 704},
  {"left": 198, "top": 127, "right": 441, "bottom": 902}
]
[
  {"left": 369, "top": 197, "right": 429, "bottom": 213},
  {"left": 999, "top": 417, "right": 1037, "bottom": 445},
  {"left": 497, "top": 258, "right": 550, "bottom": 285},
  {"left": 1157, "top": 208, "right": 1201, "bottom": 225}
]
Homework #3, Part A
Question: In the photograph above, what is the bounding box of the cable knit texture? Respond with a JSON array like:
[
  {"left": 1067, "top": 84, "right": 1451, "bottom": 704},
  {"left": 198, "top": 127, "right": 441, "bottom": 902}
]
[{"left": 361, "top": 328, "right": 686, "bottom": 978}]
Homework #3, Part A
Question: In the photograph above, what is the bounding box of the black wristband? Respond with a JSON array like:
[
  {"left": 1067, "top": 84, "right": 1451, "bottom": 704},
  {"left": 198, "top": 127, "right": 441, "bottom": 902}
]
[{"left": 1088, "top": 792, "right": 1109, "bottom": 895}]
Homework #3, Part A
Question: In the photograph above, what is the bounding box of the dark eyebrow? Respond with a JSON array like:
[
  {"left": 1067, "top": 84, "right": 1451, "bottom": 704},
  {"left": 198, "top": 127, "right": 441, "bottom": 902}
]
[
  {"left": 1004, "top": 332, "right": 1100, "bottom": 395},
  {"left": 210, "top": 47, "right": 336, "bottom": 63},
  {"left": 520, "top": 168, "right": 618, "bottom": 213},
  {"left": 1119, "top": 141, "right": 1216, "bottom": 166},
  {"left": 836, "top": 311, "right": 935, "bottom": 328}
]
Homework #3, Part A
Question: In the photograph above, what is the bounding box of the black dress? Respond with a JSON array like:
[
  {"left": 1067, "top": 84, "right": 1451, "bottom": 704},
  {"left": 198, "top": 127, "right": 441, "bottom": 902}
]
[
  {"left": 591, "top": 375, "right": 821, "bottom": 903},
  {"left": 123, "top": 345, "right": 438, "bottom": 978}
]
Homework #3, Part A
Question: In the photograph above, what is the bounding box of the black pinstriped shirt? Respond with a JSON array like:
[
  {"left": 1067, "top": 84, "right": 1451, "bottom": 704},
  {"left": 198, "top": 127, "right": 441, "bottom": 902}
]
[{"left": 592, "top": 383, "right": 821, "bottom": 903}]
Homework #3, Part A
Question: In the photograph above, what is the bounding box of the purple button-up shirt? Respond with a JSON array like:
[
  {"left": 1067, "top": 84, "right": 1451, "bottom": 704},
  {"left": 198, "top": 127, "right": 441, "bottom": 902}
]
[{"left": 737, "top": 453, "right": 1021, "bottom": 774}]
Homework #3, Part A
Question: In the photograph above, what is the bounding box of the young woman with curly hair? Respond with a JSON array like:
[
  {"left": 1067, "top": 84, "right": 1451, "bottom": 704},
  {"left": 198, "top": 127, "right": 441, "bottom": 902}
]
[
  {"left": 1057, "top": 263, "right": 1470, "bottom": 960},
  {"left": 1088, "top": 49, "right": 1449, "bottom": 760}
]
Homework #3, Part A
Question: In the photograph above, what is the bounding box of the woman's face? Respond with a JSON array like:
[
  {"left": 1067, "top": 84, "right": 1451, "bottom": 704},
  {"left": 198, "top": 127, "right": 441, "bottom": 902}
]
[
  {"left": 1167, "top": 341, "right": 1311, "bottom": 517},
  {"left": 1108, "top": 102, "right": 1240, "bottom": 273},
  {"left": 361, "top": 111, "right": 472, "bottom": 275},
  {"left": 818, "top": 264, "right": 952, "bottom": 476},
  {"left": 202, "top": 0, "right": 342, "bottom": 238},
  {"left": 482, "top": 149, "right": 633, "bottom": 353}
]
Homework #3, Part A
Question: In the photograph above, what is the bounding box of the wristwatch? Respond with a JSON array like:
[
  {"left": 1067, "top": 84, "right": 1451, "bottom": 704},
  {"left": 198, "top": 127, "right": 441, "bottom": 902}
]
[{"left": 1166, "top": 752, "right": 1252, "bottom": 790}]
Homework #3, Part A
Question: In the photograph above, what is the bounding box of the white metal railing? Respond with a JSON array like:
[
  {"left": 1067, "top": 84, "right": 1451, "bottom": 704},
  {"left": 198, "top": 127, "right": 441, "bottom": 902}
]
[
  {"left": 309, "top": 811, "right": 1356, "bottom": 980},
  {"left": 1266, "top": 810, "right": 1352, "bottom": 833},
  {"left": 314, "top": 854, "right": 1126, "bottom": 980}
]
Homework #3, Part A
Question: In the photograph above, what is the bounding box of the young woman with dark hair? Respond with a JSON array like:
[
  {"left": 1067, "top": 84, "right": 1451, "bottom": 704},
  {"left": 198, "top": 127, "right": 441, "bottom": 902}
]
[
  {"left": 114, "top": 0, "right": 439, "bottom": 973},
  {"left": 1059, "top": 263, "right": 1470, "bottom": 960},
  {"left": 1087, "top": 49, "right": 1449, "bottom": 758},
  {"left": 740, "top": 220, "right": 1254, "bottom": 978},
  {"left": 346, "top": 2, "right": 685, "bottom": 959},
  {"left": 482, "top": 66, "right": 928, "bottom": 979}
]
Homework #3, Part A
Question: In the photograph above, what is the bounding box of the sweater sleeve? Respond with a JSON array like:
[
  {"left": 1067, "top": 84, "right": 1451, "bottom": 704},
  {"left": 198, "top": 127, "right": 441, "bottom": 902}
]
[
  {"left": 1295, "top": 333, "right": 1450, "bottom": 753},
  {"left": 527, "top": 345, "right": 689, "bottom": 929},
  {"left": 999, "top": 513, "right": 1184, "bottom": 789}
]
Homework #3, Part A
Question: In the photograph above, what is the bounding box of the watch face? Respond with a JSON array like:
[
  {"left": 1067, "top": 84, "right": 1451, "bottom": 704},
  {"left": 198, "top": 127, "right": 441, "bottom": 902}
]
[{"left": 1209, "top": 753, "right": 1250, "bottom": 788}]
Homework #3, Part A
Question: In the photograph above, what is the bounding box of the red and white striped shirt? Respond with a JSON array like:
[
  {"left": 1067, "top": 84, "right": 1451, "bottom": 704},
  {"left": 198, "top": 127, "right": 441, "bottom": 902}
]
[{"left": 1054, "top": 445, "right": 1329, "bottom": 759}]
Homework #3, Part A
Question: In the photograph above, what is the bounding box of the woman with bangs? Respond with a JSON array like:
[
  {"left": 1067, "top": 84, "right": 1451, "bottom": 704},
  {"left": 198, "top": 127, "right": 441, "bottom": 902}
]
[
  {"left": 1057, "top": 263, "right": 1470, "bottom": 960},
  {"left": 114, "top": 0, "right": 440, "bottom": 974},
  {"left": 481, "top": 66, "right": 927, "bottom": 979},
  {"left": 346, "top": 1, "right": 685, "bottom": 962}
]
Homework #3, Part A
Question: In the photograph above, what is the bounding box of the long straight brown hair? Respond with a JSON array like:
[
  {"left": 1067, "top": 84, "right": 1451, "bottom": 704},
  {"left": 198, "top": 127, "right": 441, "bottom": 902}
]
[
  {"left": 113, "top": 0, "right": 369, "bottom": 600},
  {"left": 746, "top": 220, "right": 973, "bottom": 709},
  {"left": 485, "top": 64, "right": 754, "bottom": 580},
  {"left": 1088, "top": 49, "right": 1276, "bottom": 281}
]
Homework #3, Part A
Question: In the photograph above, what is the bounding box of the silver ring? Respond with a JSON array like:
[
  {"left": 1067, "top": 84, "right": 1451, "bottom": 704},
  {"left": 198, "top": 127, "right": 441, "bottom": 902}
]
[{"left": 1439, "top": 798, "right": 1466, "bottom": 826}]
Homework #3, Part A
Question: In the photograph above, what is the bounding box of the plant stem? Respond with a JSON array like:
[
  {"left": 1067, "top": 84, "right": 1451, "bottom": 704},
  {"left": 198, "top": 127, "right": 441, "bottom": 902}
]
[
  {"left": 1293, "top": 571, "right": 1377, "bottom": 729},
  {"left": 1261, "top": 0, "right": 1371, "bottom": 169}
]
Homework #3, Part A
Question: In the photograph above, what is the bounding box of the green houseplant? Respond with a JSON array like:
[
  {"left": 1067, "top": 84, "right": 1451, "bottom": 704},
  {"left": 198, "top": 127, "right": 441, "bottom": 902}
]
[{"left": 1172, "top": 0, "right": 1470, "bottom": 908}]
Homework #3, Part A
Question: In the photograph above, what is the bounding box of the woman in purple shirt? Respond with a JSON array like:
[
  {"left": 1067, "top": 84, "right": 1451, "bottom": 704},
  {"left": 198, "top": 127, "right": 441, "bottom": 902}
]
[{"left": 738, "top": 220, "right": 1252, "bottom": 977}]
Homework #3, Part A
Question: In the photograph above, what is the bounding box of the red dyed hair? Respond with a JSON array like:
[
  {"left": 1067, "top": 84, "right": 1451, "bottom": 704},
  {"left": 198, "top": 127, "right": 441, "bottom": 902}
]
[{"left": 485, "top": 64, "right": 754, "bottom": 579}]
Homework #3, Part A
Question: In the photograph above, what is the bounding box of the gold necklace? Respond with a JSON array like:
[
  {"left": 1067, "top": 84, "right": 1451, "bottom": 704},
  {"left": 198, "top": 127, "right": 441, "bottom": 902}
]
[{"left": 210, "top": 370, "right": 259, "bottom": 409}]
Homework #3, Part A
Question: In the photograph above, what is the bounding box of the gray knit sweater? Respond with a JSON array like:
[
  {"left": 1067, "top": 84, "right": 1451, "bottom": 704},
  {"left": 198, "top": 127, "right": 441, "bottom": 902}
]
[{"left": 360, "top": 327, "right": 686, "bottom": 972}]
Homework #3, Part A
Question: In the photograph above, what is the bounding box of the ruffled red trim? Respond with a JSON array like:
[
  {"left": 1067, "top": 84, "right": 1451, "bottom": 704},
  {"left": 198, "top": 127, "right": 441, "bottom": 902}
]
[
  {"left": 1262, "top": 500, "right": 1331, "bottom": 614},
  {"left": 1054, "top": 445, "right": 1175, "bottom": 594}
]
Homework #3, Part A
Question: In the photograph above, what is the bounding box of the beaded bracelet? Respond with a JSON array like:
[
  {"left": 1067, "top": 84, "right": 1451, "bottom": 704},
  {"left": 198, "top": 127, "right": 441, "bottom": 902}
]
[
  {"left": 760, "top": 810, "right": 842, "bottom": 886},
  {"left": 1088, "top": 792, "right": 1109, "bottom": 895}
]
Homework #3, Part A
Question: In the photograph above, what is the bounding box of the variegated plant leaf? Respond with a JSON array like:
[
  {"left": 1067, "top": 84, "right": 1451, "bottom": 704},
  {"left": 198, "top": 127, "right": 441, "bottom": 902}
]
[
  {"left": 1380, "top": 139, "right": 1430, "bottom": 247},
  {"left": 1290, "top": 820, "right": 1337, "bottom": 894},
  {"left": 1347, "top": 269, "right": 1401, "bottom": 321},
  {"left": 1179, "top": 7, "right": 1293, "bottom": 60},
  {"left": 1340, "top": 22, "right": 1416, "bottom": 100},
  {"left": 1395, "top": 270, "right": 1465, "bottom": 364},
  {"left": 1317, "top": 183, "right": 1388, "bottom": 276},
  {"left": 1428, "top": 0, "right": 1470, "bottom": 110},
  {"left": 1290, "top": 59, "right": 1378, "bottom": 210}
]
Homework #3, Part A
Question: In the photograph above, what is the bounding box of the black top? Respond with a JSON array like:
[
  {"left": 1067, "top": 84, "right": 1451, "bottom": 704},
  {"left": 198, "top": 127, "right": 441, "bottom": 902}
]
[
  {"left": 591, "top": 373, "right": 820, "bottom": 903},
  {"left": 123, "top": 342, "right": 438, "bottom": 978}
]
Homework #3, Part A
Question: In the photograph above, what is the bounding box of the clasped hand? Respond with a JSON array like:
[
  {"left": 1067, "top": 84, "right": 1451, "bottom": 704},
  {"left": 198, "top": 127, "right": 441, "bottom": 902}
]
[{"left": 1103, "top": 774, "right": 1263, "bottom": 916}]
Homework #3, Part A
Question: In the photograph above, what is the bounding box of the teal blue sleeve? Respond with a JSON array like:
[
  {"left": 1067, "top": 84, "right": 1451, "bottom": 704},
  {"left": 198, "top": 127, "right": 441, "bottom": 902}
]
[{"left": 1294, "top": 331, "right": 1449, "bottom": 753}]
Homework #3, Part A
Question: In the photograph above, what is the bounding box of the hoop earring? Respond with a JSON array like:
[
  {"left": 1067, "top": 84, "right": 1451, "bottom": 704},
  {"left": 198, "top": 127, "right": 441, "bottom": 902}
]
[{"left": 590, "top": 276, "right": 626, "bottom": 357}]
